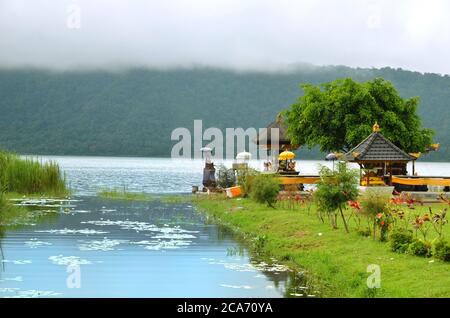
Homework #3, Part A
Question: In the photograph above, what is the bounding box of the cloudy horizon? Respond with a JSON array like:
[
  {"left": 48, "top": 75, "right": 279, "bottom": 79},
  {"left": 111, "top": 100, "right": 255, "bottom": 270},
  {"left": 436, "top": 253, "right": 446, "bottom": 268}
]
[{"left": 1, "top": 0, "right": 449, "bottom": 75}]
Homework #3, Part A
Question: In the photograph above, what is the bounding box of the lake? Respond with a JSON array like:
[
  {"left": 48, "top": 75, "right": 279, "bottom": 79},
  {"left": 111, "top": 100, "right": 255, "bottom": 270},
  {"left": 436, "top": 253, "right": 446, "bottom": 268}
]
[{"left": 1, "top": 156, "right": 449, "bottom": 298}]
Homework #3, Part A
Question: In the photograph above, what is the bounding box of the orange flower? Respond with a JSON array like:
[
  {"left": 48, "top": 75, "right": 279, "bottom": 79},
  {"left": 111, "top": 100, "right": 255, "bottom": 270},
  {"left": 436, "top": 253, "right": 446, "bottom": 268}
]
[{"left": 348, "top": 200, "right": 361, "bottom": 210}]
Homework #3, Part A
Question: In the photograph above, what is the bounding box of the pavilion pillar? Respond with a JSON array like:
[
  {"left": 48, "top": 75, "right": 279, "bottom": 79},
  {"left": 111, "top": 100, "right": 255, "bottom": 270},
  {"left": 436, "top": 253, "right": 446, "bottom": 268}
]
[
  {"left": 388, "top": 164, "right": 393, "bottom": 186},
  {"left": 366, "top": 166, "right": 370, "bottom": 187},
  {"left": 359, "top": 164, "right": 363, "bottom": 186}
]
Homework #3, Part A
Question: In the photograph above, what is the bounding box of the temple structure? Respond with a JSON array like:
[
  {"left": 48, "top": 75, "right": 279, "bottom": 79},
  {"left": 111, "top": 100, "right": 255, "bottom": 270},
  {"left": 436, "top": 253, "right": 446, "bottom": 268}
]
[
  {"left": 344, "top": 123, "right": 416, "bottom": 186},
  {"left": 255, "top": 113, "right": 299, "bottom": 171}
]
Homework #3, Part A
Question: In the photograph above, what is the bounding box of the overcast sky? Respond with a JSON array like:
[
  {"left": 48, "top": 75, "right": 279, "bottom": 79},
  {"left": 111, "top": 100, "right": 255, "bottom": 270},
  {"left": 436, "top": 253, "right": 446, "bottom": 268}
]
[{"left": 1, "top": 0, "right": 449, "bottom": 74}]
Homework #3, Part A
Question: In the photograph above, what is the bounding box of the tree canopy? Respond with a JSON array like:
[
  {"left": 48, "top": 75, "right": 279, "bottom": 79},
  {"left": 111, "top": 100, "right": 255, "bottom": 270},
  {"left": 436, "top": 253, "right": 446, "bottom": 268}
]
[{"left": 285, "top": 78, "right": 435, "bottom": 154}]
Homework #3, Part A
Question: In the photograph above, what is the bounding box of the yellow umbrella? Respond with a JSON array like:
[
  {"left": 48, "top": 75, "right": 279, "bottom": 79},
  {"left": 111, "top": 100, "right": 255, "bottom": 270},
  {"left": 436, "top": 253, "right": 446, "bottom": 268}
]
[{"left": 278, "top": 151, "right": 295, "bottom": 160}]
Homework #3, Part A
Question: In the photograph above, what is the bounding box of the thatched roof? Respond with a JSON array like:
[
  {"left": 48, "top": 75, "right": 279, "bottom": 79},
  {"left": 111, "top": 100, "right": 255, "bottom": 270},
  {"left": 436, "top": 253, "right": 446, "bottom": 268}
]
[
  {"left": 344, "top": 129, "right": 416, "bottom": 162},
  {"left": 255, "top": 114, "right": 294, "bottom": 147}
]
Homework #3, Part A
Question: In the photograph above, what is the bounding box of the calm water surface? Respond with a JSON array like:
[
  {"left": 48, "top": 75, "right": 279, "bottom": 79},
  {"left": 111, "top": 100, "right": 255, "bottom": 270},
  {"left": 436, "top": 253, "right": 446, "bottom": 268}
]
[
  {"left": 0, "top": 157, "right": 316, "bottom": 298},
  {"left": 1, "top": 157, "right": 449, "bottom": 298}
]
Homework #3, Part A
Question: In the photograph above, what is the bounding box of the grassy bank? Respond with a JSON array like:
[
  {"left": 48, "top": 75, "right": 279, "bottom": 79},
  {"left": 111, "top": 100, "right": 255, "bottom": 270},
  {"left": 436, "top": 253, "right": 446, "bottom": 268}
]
[
  {"left": 0, "top": 151, "right": 68, "bottom": 228},
  {"left": 0, "top": 151, "right": 68, "bottom": 196},
  {"left": 194, "top": 195, "right": 450, "bottom": 297}
]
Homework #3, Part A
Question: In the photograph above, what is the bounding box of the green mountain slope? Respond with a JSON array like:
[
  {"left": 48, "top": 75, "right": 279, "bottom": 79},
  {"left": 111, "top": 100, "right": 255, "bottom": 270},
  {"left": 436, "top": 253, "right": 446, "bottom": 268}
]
[{"left": 0, "top": 66, "right": 448, "bottom": 161}]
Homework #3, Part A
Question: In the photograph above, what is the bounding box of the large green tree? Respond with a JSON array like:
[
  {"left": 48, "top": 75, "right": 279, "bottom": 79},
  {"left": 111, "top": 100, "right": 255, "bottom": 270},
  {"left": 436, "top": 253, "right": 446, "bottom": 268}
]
[{"left": 285, "top": 78, "right": 434, "bottom": 153}]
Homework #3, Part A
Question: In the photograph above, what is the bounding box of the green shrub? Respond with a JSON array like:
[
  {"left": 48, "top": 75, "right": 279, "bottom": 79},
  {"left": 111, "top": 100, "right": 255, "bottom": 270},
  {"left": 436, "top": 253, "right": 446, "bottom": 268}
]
[
  {"left": 250, "top": 174, "right": 280, "bottom": 207},
  {"left": 390, "top": 229, "right": 413, "bottom": 253},
  {"left": 433, "top": 239, "right": 450, "bottom": 262},
  {"left": 216, "top": 165, "right": 236, "bottom": 188},
  {"left": 360, "top": 190, "right": 390, "bottom": 219},
  {"left": 236, "top": 168, "right": 259, "bottom": 197},
  {"left": 407, "top": 239, "right": 432, "bottom": 257},
  {"left": 360, "top": 190, "right": 391, "bottom": 240},
  {"left": 315, "top": 162, "right": 359, "bottom": 232}
]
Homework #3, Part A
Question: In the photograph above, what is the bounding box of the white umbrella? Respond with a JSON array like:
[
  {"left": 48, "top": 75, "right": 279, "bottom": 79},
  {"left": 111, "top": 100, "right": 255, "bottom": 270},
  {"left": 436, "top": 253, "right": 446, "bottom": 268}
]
[{"left": 236, "top": 151, "right": 252, "bottom": 160}]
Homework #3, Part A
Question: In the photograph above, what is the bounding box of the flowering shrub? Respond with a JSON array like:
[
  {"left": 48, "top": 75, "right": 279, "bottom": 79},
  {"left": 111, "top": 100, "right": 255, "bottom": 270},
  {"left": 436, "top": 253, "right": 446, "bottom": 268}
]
[
  {"left": 430, "top": 208, "right": 448, "bottom": 238},
  {"left": 277, "top": 192, "right": 305, "bottom": 209},
  {"left": 375, "top": 212, "right": 393, "bottom": 241},
  {"left": 359, "top": 190, "right": 390, "bottom": 240}
]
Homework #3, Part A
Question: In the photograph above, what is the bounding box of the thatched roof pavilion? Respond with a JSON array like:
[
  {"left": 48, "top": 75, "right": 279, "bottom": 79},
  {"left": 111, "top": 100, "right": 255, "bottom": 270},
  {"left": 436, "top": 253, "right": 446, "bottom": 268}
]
[
  {"left": 344, "top": 123, "right": 417, "bottom": 186},
  {"left": 255, "top": 113, "right": 299, "bottom": 151}
]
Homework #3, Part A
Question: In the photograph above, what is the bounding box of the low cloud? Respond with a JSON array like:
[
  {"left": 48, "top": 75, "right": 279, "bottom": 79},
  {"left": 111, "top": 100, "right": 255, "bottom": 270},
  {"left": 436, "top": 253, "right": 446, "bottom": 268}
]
[{"left": 0, "top": 0, "right": 449, "bottom": 74}]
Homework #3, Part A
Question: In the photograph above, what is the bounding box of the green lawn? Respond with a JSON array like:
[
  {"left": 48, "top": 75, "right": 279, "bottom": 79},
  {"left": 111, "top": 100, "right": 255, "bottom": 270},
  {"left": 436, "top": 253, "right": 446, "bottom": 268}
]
[{"left": 194, "top": 195, "right": 450, "bottom": 298}]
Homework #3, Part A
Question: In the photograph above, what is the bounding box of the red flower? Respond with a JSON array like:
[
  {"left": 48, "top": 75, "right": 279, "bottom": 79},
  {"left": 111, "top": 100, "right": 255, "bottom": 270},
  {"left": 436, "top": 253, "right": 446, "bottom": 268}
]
[
  {"left": 390, "top": 197, "right": 403, "bottom": 205},
  {"left": 380, "top": 221, "right": 385, "bottom": 226},
  {"left": 348, "top": 200, "right": 361, "bottom": 210}
]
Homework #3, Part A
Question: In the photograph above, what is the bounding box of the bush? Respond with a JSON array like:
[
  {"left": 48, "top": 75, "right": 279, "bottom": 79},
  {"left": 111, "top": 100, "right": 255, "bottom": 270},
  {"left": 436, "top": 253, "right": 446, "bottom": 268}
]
[
  {"left": 390, "top": 229, "right": 413, "bottom": 253},
  {"left": 216, "top": 165, "right": 236, "bottom": 188},
  {"left": 360, "top": 190, "right": 390, "bottom": 219},
  {"left": 250, "top": 174, "right": 280, "bottom": 207},
  {"left": 407, "top": 239, "right": 432, "bottom": 257},
  {"left": 315, "top": 162, "right": 359, "bottom": 232},
  {"left": 360, "top": 190, "right": 391, "bottom": 240},
  {"left": 433, "top": 239, "right": 450, "bottom": 262},
  {"left": 236, "top": 168, "right": 259, "bottom": 197}
]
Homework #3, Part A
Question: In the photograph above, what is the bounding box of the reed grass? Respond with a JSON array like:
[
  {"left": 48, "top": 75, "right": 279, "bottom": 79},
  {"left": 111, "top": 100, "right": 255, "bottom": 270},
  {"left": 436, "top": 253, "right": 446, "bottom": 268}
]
[{"left": 0, "top": 151, "right": 68, "bottom": 196}]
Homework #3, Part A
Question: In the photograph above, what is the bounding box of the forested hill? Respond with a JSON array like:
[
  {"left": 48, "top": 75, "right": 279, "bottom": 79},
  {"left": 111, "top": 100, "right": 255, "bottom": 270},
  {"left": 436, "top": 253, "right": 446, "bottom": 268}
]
[{"left": 0, "top": 66, "right": 448, "bottom": 161}]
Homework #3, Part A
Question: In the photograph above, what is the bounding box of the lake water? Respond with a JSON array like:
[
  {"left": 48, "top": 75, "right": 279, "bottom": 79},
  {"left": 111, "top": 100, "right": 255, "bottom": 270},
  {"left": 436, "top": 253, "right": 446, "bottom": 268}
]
[
  {"left": 28, "top": 156, "right": 450, "bottom": 195},
  {"left": 1, "top": 156, "right": 449, "bottom": 298},
  {"left": 0, "top": 156, "right": 318, "bottom": 298}
]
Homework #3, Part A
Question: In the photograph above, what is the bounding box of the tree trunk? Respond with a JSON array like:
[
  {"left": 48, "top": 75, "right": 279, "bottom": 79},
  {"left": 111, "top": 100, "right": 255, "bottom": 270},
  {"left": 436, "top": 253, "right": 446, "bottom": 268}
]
[
  {"left": 330, "top": 213, "right": 338, "bottom": 229},
  {"left": 339, "top": 207, "right": 350, "bottom": 233}
]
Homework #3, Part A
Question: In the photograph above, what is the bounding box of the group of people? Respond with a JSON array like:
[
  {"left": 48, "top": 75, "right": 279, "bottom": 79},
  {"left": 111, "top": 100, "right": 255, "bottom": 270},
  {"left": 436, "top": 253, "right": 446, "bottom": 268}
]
[{"left": 263, "top": 160, "right": 297, "bottom": 172}]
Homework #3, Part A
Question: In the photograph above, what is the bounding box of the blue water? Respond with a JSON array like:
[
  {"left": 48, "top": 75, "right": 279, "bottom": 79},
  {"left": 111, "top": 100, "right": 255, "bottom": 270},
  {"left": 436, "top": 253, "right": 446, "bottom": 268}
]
[
  {"left": 0, "top": 157, "right": 317, "bottom": 298},
  {"left": 2, "top": 156, "right": 448, "bottom": 298}
]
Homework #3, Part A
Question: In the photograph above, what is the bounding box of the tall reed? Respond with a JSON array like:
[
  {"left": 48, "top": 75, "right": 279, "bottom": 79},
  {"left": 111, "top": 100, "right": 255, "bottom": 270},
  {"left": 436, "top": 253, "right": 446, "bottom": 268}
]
[{"left": 0, "top": 151, "right": 68, "bottom": 196}]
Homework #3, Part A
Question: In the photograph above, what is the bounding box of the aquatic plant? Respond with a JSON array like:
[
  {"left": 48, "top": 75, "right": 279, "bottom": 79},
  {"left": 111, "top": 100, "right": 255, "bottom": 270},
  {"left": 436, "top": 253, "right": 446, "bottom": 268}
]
[
  {"left": 97, "top": 188, "right": 153, "bottom": 201},
  {"left": 0, "top": 151, "right": 67, "bottom": 196}
]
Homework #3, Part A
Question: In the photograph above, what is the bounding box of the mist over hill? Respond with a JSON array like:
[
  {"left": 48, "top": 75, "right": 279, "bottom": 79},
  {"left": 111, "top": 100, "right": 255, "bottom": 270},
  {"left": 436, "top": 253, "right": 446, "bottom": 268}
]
[{"left": 0, "top": 66, "right": 448, "bottom": 161}]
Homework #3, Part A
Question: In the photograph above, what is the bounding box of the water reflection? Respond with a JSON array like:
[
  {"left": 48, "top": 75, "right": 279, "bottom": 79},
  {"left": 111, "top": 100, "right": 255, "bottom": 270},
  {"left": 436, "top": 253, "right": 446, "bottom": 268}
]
[
  {"left": 214, "top": 224, "right": 318, "bottom": 298},
  {"left": 0, "top": 196, "right": 317, "bottom": 297}
]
